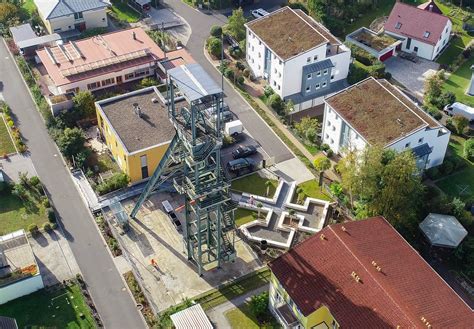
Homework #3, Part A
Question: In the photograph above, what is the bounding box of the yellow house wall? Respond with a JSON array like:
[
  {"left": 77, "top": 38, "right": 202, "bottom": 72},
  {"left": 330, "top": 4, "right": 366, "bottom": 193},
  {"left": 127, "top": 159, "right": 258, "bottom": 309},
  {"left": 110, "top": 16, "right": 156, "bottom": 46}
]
[
  {"left": 270, "top": 272, "right": 338, "bottom": 328},
  {"left": 96, "top": 109, "right": 171, "bottom": 183}
]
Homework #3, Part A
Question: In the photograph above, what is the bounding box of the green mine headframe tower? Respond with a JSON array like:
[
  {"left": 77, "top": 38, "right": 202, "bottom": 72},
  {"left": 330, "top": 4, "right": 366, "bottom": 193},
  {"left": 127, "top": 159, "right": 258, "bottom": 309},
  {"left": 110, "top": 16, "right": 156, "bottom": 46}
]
[{"left": 129, "top": 63, "right": 236, "bottom": 275}]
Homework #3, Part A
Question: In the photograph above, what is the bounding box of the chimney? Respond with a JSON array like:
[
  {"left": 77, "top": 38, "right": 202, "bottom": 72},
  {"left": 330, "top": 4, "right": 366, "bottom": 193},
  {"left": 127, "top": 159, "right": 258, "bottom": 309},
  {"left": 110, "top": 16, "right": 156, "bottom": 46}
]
[
  {"left": 133, "top": 103, "right": 142, "bottom": 118},
  {"left": 132, "top": 31, "right": 136, "bottom": 40},
  {"left": 429, "top": 4, "right": 433, "bottom": 12}
]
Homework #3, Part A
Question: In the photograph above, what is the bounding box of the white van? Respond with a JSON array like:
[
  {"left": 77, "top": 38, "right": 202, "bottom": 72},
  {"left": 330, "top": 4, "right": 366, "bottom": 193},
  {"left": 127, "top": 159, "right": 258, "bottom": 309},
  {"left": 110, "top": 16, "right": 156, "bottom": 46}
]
[
  {"left": 443, "top": 102, "right": 474, "bottom": 122},
  {"left": 161, "top": 200, "right": 174, "bottom": 214}
]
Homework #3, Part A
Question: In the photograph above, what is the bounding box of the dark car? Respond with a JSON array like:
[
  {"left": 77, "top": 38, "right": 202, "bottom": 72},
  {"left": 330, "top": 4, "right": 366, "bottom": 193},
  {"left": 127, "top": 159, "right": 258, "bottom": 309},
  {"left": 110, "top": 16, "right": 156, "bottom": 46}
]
[
  {"left": 232, "top": 145, "right": 257, "bottom": 159},
  {"left": 227, "top": 158, "right": 254, "bottom": 172}
]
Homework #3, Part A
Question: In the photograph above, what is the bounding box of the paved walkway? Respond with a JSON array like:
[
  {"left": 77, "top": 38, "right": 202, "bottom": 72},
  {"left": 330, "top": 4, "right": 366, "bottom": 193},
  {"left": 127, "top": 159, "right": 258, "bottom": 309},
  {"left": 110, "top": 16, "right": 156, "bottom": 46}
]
[
  {"left": 0, "top": 153, "right": 37, "bottom": 182},
  {"left": 0, "top": 38, "right": 145, "bottom": 328},
  {"left": 206, "top": 285, "right": 269, "bottom": 328}
]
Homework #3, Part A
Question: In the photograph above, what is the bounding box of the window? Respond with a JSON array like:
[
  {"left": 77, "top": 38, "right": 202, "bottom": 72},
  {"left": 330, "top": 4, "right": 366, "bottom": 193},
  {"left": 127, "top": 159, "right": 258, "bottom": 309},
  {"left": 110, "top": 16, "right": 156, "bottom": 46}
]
[
  {"left": 277, "top": 84, "right": 281, "bottom": 90},
  {"left": 74, "top": 12, "right": 83, "bottom": 20},
  {"left": 53, "top": 28, "right": 62, "bottom": 32},
  {"left": 322, "top": 82, "right": 327, "bottom": 87},
  {"left": 307, "top": 73, "right": 312, "bottom": 80},
  {"left": 134, "top": 69, "right": 149, "bottom": 78},
  {"left": 101, "top": 77, "right": 115, "bottom": 86},
  {"left": 355, "top": 135, "right": 359, "bottom": 140},
  {"left": 278, "top": 73, "right": 281, "bottom": 78},
  {"left": 325, "top": 134, "right": 329, "bottom": 139},
  {"left": 258, "top": 52, "right": 261, "bottom": 58},
  {"left": 418, "top": 137, "right": 424, "bottom": 144},
  {"left": 424, "top": 31, "right": 430, "bottom": 38},
  {"left": 327, "top": 121, "right": 331, "bottom": 126},
  {"left": 330, "top": 139, "right": 334, "bottom": 144},
  {"left": 323, "top": 69, "right": 328, "bottom": 75},
  {"left": 259, "top": 41, "right": 261, "bottom": 45},
  {"left": 140, "top": 155, "right": 148, "bottom": 179},
  {"left": 315, "top": 83, "right": 320, "bottom": 89},
  {"left": 414, "top": 46, "right": 418, "bottom": 52},
  {"left": 252, "top": 46, "right": 254, "bottom": 51},
  {"left": 307, "top": 57, "right": 311, "bottom": 63},
  {"left": 445, "top": 27, "right": 448, "bottom": 33},
  {"left": 443, "top": 39, "right": 446, "bottom": 45},
  {"left": 313, "top": 55, "right": 318, "bottom": 61},
  {"left": 331, "top": 75, "right": 335, "bottom": 80},
  {"left": 274, "top": 68, "right": 277, "bottom": 74},
  {"left": 306, "top": 86, "right": 311, "bottom": 92},
  {"left": 332, "top": 126, "right": 336, "bottom": 131},
  {"left": 273, "top": 81, "right": 276, "bottom": 86},
  {"left": 317, "top": 71, "right": 321, "bottom": 77},
  {"left": 405, "top": 142, "right": 411, "bottom": 148},
  {"left": 273, "top": 54, "right": 276, "bottom": 60},
  {"left": 328, "top": 108, "right": 332, "bottom": 113},
  {"left": 335, "top": 114, "right": 339, "bottom": 120},
  {"left": 115, "top": 141, "right": 118, "bottom": 147},
  {"left": 87, "top": 82, "right": 100, "bottom": 90},
  {"left": 395, "top": 22, "right": 402, "bottom": 29},
  {"left": 279, "top": 60, "right": 282, "bottom": 65}
]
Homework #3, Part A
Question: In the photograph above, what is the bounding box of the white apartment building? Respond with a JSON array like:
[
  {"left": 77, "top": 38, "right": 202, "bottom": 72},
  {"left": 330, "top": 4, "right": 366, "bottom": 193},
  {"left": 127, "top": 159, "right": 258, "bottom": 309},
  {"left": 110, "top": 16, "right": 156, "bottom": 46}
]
[
  {"left": 384, "top": 1, "right": 451, "bottom": 61},
  {"left": 322, "top": 77, "right": 450, "bottom": 170},
  {"left": 34, "top": 0, "right": 109, "bottom": 34},
  {"left": 245, "top": 7, "right": 351, "bottom": 112}
]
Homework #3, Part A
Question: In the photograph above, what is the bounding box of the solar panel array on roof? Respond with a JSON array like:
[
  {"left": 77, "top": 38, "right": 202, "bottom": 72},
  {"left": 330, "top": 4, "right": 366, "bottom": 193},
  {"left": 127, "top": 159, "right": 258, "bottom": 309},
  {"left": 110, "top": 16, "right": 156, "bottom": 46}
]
[{"left": 168, "top": 63, "right": 222, "bottom": 101}]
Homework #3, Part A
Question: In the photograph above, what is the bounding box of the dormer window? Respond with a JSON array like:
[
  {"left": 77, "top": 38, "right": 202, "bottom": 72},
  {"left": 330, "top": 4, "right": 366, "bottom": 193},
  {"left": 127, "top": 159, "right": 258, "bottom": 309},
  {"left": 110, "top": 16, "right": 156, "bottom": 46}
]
[
  {"left": 424, "top": 31, "right": 430, "bottom": 38},
  {"left": 395, "top": 22, "right": 402, "bottom": 29}
]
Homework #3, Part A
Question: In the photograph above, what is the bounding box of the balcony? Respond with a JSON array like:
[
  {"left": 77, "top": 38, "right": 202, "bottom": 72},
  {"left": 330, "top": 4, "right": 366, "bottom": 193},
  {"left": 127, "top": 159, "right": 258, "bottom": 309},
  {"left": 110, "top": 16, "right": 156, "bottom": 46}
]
[{"left": 273, "top": 302, "right": 300, "bottom": 328}]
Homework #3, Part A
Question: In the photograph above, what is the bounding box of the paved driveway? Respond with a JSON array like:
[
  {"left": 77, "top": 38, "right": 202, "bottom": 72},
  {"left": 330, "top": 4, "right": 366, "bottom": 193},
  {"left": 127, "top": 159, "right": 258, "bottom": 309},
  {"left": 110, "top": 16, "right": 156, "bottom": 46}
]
[
  {"left": 385, "top": 56, "right": 439, "bottom": 100},
  {"left": 0, "top": 153, "right": 37, "bottom": 182}
]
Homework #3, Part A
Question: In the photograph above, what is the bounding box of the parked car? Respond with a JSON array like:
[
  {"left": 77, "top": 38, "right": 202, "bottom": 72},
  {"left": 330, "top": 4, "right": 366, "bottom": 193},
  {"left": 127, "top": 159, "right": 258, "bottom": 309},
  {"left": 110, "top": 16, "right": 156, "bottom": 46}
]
[
  {"left": 210, "top": 110, "right": 233, "bottom": 123},
  {"left": 232, "top": 145, "right": 257, "bottom": 159},
  {"left": 443, "top": 102, "right": 474, "bottom": 122},
  {"left": 162, "top": 200, "right": 182, "bottom": 231},
  {"left": 251, "top": 8, "right": 269, "bottom": 19},
  {"left": 224, "top": 34, "right": 240, "bottom": 50},
  {"left": 227, "top": 158, "right": 254, "bottom": 172},
  {"left": 225, "top": 120, "right": 244, "bottom": 136}
]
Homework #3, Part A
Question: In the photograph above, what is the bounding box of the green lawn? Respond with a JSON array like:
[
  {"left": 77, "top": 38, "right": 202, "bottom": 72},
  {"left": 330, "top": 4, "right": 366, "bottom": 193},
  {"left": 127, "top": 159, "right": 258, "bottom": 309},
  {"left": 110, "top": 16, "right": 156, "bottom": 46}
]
[
  {"left": 231, "top": 173, "right": 278, "bottom": 197},
  {"left": 442, "top": 57, "right": 474, "bottom": 106},
  {"left": 436, "top": 136, "right": 474, "bottom": 201},
  {"left": 195, "top": 268, "right": 270, "bottom": 310},
  {"left": 0, "top": 284, "right": 96, "bottom": 328},
  {"left": 293, "top": 179, "right": 332, "bottom": 203},
  {"left": 0, "top": 116, "right": 16, "bottom": 155},
  {"left": 225, "top": 302, "right": 280, "bottom": 329},
  {"left": 235, "top": 208, "right": 258, "bottom": 227},
  {"left": 436, "top": 2, "right": 473, "bottom": 64},
  {"left": 0, "top": 193, "right": 48, "bottom": 235},
  {"left": 110, "top": 0, "right": 141, "bottom": 23}
]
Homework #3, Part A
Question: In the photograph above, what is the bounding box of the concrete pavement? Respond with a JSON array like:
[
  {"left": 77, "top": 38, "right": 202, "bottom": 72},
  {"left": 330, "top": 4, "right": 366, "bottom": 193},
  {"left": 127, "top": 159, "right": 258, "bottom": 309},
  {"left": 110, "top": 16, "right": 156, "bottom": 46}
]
[
  {"left": 163, "top": 0, "right": 293, "bottom": 163},
  {"left": 0, "top": 39, "right": 145, "bottom": 329}
]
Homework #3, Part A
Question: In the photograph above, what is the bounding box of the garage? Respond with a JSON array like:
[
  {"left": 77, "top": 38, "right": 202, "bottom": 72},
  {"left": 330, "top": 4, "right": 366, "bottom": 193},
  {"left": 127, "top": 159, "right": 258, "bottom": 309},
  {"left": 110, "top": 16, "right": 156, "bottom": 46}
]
[{"left": 379, "top": 49, "right": 394, "bottom": 62}]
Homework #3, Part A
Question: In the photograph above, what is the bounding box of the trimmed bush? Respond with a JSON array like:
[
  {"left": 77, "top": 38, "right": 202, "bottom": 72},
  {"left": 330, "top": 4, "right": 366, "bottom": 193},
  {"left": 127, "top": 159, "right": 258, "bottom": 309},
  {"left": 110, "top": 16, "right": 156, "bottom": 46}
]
[
  {"left": 237, "top": 76, "right": 244, "bottom": 85},
  {"left": 47, "top": 207, "right": 56, "bottom": 222},
  {"left": 43, "top": 222, "right": 52, "bottom": 232},
  {"left": 29, "top": 176, "right": 40, "bottom": 187},
  {"left": 263, "top": 85, "right": 274, "bottom": 98},
  {"left": 267, "top": 93, "right": 284, "bottom": 114},
  {"left": 42, "top": 197, "right": 50, "bottom": 208},
  {"left": 235, "top": 61, "right": 245, "bottom": 71},
  {"left": 243, "top": 68, "right": 250, "bottom": 77},
  {"left": 210, "top": 25, "right": 222, "bottom": 37},
  {"left": 224, "top": 67, "right": 235, "bottom": 79},
  {"left": 440, "top": 158, "right": 454, "bottom": 175},
  {"left": 51, "top": 223, "right": 58, "bottom": 230},
  {"left": 207, "top": 36, "right": 222, "bottom": 58},
  {"left": 28, "top": 224, "right": 39, "bottom": 235},
  {"left": 96, "top": 173, "right": 130, "bottom": 196}
]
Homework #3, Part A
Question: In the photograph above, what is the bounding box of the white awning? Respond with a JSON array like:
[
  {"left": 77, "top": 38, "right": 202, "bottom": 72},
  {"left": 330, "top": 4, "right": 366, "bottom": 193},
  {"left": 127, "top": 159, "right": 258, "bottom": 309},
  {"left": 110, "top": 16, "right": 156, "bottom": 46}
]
[
  {"left": 419, "top": 213, "right": 468, "bottom": 248},
  {"left": 170, "top": 304, "right": 213, "bottom": 329}
]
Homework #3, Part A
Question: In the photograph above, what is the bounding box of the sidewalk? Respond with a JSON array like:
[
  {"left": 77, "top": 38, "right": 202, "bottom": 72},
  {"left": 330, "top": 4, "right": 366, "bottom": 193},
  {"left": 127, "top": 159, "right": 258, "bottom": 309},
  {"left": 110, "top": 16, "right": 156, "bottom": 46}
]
[{"left": 206, "top": 284, "right": 269, "bottom": 328}]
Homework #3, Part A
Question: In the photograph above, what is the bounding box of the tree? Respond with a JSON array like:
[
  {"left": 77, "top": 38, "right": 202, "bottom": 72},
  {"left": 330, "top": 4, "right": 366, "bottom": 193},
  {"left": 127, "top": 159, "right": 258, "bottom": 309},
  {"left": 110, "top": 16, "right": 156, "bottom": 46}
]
[
  {"left": 140, "top": 77, "right": 157, "bottom": 88},
  {"left": 0, "top": 3, "right": 18, "bottom": 24},
  {"left": 267, "top": 93, "right": 284, "bottom": 114},
  {"left": 313, "top": 156, "right": 330, "bottom": 172},
  {"left": 296, "top": 187, "right": 303, "bottom": 204},
  {"left": 285, "top": 99, "right": 294, "bottom": 116},
  {"left": 265, "top": 181, "right": 272, "bottom": 197},
  {"left": 256, "top": 202, "right": 263, "bottom": 219},
  {"left": 56, "top": 127, "right": 86, "bottom": 159},
  {"left": 73, "top": 90, "right": 95, "bottom": 118},
  {"left": 452, "top": 115, "right": 469, "bottom": 135},
  {"left": 305, "top": 127, "right": 317, "bottom": 144},
  {"left": 336, "top": 149, "right": 359, "bottom": 206},
  {"left": 464, "top": 138, "right": 474, "bottom": 161},
  {"left": 210, "top": 25, "right": 222, "bottom": 37},
  {"left": 207, "top": 36, "right": 222, "bottom": 58},
  {"left": 294, "top": 117, "right": 320, "bottom": 140},
  {"left": 226, "top": 8, "right": 246, "bottom": 41},
  {"left": 249, "top": 292, "right": 269, "bottom": 321}
]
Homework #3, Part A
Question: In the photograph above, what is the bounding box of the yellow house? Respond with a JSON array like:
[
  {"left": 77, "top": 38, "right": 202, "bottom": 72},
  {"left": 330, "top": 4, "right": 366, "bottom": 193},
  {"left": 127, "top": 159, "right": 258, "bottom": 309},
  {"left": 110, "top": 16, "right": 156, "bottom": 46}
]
[{"left": 95, "top": 86, "right": 178, "bottom": 183}]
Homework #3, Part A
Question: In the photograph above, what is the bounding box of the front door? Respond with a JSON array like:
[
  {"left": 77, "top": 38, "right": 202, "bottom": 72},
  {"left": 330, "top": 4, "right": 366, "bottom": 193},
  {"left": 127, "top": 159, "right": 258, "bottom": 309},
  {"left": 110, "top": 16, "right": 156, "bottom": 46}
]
[
  {"left": 116, "top": 76, "right": 123, "bottom": 84},
  {"left": 140, "top": 155, "right": 149, "bottom": 179},
  {"left": 406, "top": 37, "right": 412, "bottom": 50}
]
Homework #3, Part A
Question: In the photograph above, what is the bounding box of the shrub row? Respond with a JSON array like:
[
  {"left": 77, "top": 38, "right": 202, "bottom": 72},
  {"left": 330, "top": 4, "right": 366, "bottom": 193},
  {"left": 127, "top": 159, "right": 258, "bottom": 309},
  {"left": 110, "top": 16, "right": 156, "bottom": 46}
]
[
  {"left": 0, "top": 101, "right": 27, "bottom": 153},
  {"left": 96, "top": 172, "right": 130, "bottom": 196}
]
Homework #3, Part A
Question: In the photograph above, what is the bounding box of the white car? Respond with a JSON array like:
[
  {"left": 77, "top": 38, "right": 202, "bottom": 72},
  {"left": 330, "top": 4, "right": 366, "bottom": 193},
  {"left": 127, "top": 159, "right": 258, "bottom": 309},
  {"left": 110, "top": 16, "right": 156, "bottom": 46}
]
[{"left": 251, "top": 8, "right": 269, "bottom": 19}]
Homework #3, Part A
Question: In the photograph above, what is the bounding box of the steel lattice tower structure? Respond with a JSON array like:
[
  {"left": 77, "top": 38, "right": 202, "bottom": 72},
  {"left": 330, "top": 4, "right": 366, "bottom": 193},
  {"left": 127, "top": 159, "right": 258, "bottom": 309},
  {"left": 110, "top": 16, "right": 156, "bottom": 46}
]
[{"left": 129, "top": 64, "right": 236, "bottom": 275}]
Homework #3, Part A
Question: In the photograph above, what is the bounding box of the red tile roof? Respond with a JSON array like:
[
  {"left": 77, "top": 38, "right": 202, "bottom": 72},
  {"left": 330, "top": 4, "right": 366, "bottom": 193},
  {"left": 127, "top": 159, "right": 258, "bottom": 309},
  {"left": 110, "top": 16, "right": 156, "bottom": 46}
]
[
  {"left": 37, "top": 27, "right": 164, "bottom": 87},
  {"left": 268, "top": 217, "right": 473, "bottom": 328},
  {"left": 384, "top": 2, "right": 450, "bottom": 45}
]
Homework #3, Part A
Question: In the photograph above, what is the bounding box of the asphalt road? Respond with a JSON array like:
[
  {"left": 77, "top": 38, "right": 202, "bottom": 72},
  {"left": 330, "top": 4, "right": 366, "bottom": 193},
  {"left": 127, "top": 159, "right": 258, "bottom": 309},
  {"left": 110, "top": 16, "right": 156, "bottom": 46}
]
[
  {"left": 0, "top": 40, "right": 145, "bottom": 329},
  {"left": 164, "top": 0, "right": 293, "bottom": 163}
]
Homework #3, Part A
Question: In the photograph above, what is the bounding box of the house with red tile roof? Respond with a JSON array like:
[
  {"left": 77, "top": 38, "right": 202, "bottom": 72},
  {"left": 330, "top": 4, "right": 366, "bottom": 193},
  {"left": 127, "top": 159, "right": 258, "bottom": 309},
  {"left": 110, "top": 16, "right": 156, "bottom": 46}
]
[
  {"left": 37, "top": 27, "right": 166, "bottom": 95},
  {"left": 267, "top": 217, "right": 474, "bottom": 328},
  {"left": 384, "top": 1, "right": 451, "bottom": 60}
]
